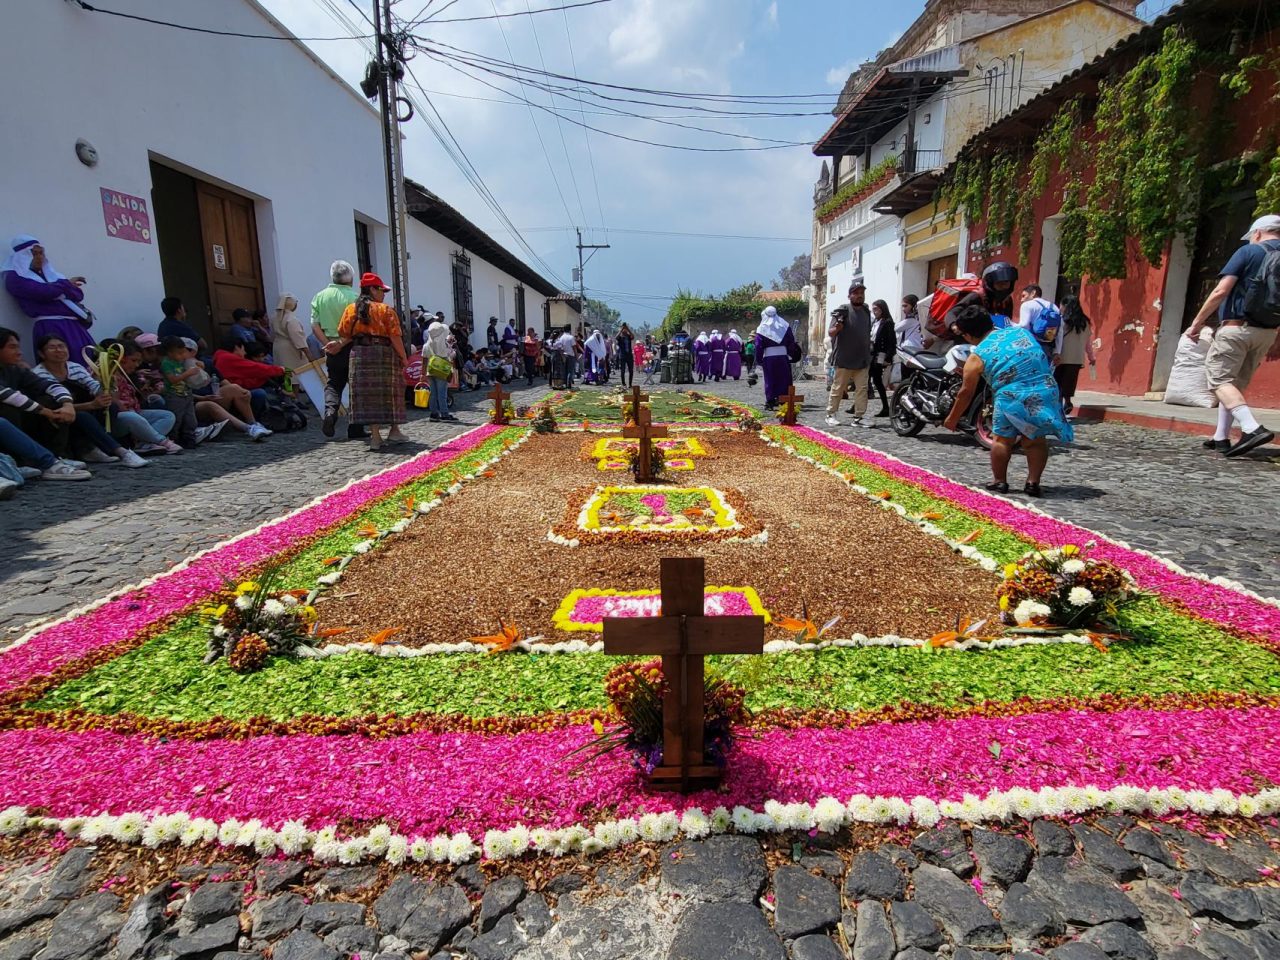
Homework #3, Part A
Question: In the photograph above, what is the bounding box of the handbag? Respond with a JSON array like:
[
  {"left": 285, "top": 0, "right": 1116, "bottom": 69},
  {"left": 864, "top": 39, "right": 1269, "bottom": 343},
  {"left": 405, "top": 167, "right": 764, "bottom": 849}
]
[{"left": 426, "top": 355, "right": 452, "bottom": 380}]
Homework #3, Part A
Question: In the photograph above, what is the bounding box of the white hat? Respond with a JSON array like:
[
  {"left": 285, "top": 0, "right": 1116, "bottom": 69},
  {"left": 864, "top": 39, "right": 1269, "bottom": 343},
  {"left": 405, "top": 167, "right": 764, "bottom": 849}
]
[{"left": 1243, "top": 214, "right": 1280, "bottom": 239}]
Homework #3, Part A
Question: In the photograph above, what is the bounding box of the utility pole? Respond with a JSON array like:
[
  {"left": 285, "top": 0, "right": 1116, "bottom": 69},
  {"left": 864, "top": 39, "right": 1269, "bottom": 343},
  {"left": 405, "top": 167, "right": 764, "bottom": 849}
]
[
  {"left": 575, "top": 227, "right": 610, "bottom": 328},
  {"left": 370, "top": 0, "right": 411, "bottom": 322}
]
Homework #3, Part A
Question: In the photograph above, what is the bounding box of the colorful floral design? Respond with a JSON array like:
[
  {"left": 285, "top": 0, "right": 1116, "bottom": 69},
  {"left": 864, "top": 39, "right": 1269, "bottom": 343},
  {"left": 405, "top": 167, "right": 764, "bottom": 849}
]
[
  {"left": 575, "top": 485, "right": 755, "bottom": 538},
  {"left": 551, "top": 587, "right": 771, "bottom": 632}
]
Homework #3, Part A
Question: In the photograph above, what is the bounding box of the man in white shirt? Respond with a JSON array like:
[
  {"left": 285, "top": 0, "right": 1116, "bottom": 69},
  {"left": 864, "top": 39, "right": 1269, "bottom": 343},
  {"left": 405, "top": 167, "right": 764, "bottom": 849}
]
[
  {"left": 554, "top": 326, "right": 578, "bottom": 388},
  {"left": 1017, "top": 284, "right": 1061, "bottom": 358}
]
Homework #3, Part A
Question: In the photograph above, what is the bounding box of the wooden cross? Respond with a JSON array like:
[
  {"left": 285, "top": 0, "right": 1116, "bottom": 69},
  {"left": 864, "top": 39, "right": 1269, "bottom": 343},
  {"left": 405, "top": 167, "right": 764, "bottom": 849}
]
[
  {"left": 487, "top": 382, "right": 509, "bottom": 424},
  {"left": 625, "top": 385, "right": 649, "bottom": 425},
  {"left": 603, "top": 558, "right": 765, "bottom": 791},
  {"left": 779, "top": 384, "right": 804, "bottom": 425},
  {"left": 621, "top": 407, "right": 668, "bottom": 482}
]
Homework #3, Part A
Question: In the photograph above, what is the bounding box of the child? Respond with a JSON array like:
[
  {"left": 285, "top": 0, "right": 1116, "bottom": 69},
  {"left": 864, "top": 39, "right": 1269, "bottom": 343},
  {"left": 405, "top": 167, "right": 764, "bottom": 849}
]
[
  {"left": 159, "top": 336, "right": 202, "bottom": 447},
  {"left": 180, "top": 337, "right": 211, "bottom": 391}
]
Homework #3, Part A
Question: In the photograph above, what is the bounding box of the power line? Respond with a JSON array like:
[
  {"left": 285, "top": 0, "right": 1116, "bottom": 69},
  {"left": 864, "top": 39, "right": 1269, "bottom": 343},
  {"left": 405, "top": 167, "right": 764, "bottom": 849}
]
[
  {"left": 522, "top": 0, "right": 588, "bottom": 228},
  {"left": 70, "top": 0, "right": 372, "bottom": 40},
  {"left": 517, "top": 227, "right": 810, "bottom": 242},
  {"left": 561, "top": 2, "right": 606, "bottom": 232},
  {"left": 421, "top": 0, "right": 616, "bottom": 25}
]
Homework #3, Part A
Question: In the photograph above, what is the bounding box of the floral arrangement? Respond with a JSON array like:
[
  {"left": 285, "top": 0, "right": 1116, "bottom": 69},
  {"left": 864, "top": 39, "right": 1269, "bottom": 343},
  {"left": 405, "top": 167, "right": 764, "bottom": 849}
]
[
  {"left": 201, "top": 566, "right": 317, "bottom": 672},
  {"left": 628, "top": 442, "right": 667, "bottom": 480},
  {"left": 530, "top": 403, "right": 558, "bottom": 434},
  {"left": 737, "top": 413, "right": 762, "bottom": 432},
  {"left": 576, "top": 658, "right": 749, "bottom": 774},
  {"left": 551, "top": 587, "right": 770, "bottom": 633},
  {"left": 998, "top": 545, "right": 1136, "bottom": 630}
]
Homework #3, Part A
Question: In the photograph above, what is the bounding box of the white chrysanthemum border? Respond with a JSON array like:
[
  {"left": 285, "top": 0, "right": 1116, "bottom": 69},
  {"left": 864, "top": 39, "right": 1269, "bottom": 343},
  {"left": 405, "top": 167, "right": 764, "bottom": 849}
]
[{"left": 2, "top": 783, "right": 1276, "bottom": 865}]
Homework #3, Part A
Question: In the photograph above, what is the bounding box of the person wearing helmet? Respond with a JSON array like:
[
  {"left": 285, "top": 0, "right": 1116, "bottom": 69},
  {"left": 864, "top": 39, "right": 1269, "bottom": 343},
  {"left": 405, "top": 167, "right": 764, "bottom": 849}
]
[{"left": 979, "top": 261, "right": 1018, "bottom": 320}]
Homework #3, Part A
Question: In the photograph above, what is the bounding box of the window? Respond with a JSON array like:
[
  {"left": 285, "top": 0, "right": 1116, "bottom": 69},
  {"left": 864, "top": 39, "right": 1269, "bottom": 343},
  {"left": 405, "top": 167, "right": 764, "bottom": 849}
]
[
  {"left": 354, "top": 219, "right": 373, "bottom": 276},
  {"left": 451, "top": 252, "right": 473, "bottom": 333},
  {"left": 514, "top": 285, "right": 527, "bottom": 330}
]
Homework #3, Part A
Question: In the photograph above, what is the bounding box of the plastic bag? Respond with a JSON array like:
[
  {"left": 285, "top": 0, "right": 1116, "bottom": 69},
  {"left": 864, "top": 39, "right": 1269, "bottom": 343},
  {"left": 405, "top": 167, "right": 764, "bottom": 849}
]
[{"left": 1162, "top": 330, "right": 1217, "bottom": 408}]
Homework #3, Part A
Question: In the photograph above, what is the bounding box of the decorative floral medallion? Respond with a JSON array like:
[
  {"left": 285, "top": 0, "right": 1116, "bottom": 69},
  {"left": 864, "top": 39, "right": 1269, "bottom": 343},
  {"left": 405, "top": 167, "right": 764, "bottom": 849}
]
[
  {"left": 551, "top": 587, "right": 771, "bottom": 632},
  {"left": 588, "top": 436, "right": 709, "bottom": 470},
  {"left": 552, "top": 485, "right": 765, "bottom": 544}
]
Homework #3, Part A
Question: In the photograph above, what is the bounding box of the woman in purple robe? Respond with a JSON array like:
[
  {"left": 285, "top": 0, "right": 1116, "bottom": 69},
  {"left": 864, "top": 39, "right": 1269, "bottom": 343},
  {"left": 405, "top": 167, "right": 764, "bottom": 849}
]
[
  {"left": 2, "top": 236, "right": 96, "bottom": 360},
  {"left": 707, "top": 330, "right": 725, "bottom": 382},
  {"left": 722, "top": 329, "right": 744, "bottom": 380},
  {"left": 693, "top": 331, "right": 711, "bottom": 382},
  {"left": 753, "top": 306, "right": 800, "bottom": 408}
]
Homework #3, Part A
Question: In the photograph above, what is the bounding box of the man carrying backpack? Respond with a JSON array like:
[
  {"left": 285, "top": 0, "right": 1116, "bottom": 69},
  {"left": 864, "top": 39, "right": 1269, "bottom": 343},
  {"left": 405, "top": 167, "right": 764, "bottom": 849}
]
[
  {"left": 1186, "top": 214, "right": 1280, "bottom": 458},
  {"left": 1017, "top": 284, "right": 1062, "bottom": 359}
]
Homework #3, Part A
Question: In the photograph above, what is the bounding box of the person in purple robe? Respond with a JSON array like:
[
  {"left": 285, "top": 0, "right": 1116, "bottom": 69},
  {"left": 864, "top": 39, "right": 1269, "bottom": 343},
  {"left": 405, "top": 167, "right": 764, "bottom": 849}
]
[
  {"left": 693, "top": 331, "right": 711, "bottom": 382},
  {"left": 707, "top": 329, "right": 726, "bottom": 382},
  {"left": 722, "top": 329, "right": 744, "bottom": 380},
  {"left": 753, "top": 306, "right": 800, "bottom": 409},
  {"left": 2, "top": 236, "right": 96, "bottom": 361}
]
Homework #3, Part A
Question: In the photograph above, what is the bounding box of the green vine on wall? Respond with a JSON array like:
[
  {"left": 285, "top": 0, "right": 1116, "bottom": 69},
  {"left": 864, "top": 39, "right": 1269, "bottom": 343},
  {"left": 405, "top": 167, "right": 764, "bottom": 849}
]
[{"left": 816, "top": 153, "right": 900, "bottom": 221}]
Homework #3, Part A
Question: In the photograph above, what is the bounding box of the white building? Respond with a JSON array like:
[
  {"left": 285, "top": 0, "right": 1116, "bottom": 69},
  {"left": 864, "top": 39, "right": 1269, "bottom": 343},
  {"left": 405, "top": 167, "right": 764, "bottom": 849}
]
[{"left": 0, "top": 0, "right": 554, "bottom": 355}]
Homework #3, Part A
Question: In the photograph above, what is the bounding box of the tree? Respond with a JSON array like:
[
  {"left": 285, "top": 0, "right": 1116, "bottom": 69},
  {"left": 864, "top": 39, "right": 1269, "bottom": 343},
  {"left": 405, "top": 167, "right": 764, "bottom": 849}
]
[
  {"left": 723, "top": 281, "right": 763, "bottom": 303},
  {"left": 771, "top": 254, "right": 811, "bottom": 291},
  {"left": 583, "top": 297, "right": 621, "bottom": 332}
]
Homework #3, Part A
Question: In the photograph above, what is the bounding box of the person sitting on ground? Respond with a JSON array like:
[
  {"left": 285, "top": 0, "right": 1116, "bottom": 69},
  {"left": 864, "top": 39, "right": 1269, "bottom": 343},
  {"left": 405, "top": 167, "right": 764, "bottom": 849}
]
[
  {"left": 2, "top": 235, "right": 97, "bottom": 359},
  {"left": 250, "top": 308, "right": 274, "bottom": 347},
  {"left": 111, "top": 341, "right": 183, "bottom": 455},
  {"left": 943, "top": 303, "right": 1074, "bottom": 498},
  {"left": 461, "top": 353, "right": 482, "bottom": 390},
  {"left": 214, "top": 335, "right": 285, "bottom": 417},
  {"left": 484, "top": 349, "right": 507, "bottom": 384},
  {"left": 162, "top": 336, "right": 268, "bottom": 444},
  {"left": 30, "top": 335, "right": 149, "bottom": 468},
  {"left": 158, "top": 296, "right": 207, "bottom": 352},
  {"left": 118, "top": 326, "right": 144, "bottom": 344},
  {"left": 129, "top": 333, "right": 169, "bottom": 408},
  {"left": 179, "top": 338, "right": 211, "bottom": 393},
  {"left": 227, "top": 308, "right": 260, "bottom": 347},
  {"left": 0, "top": 327, "right": 92, "bottom": 480}
]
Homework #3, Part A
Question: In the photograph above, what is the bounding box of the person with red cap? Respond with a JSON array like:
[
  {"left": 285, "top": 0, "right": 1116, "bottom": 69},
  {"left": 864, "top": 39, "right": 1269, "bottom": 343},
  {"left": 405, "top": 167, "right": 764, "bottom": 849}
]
[{"left": 327, "top": 272, "right": 408, "bottom": 451}]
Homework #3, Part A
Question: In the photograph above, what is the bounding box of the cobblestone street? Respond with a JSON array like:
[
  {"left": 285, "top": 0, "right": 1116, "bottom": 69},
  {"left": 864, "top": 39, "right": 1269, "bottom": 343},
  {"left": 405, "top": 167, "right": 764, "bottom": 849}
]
[{"left": 3, "top": 376, "right": 1277, "bottom": 644}]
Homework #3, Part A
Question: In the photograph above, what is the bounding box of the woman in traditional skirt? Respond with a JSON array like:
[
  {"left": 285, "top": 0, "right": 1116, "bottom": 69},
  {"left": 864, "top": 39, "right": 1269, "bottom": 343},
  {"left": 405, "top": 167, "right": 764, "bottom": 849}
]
[{"left": 334, "top": 272, "right": 408, "bottom": 451}]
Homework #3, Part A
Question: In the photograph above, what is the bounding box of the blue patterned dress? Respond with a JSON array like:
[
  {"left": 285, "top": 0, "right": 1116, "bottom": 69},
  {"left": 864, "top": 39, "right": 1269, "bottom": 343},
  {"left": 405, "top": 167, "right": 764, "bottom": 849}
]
[{"left": 972, "top": 327, "right": 1074, "bottom": 441}]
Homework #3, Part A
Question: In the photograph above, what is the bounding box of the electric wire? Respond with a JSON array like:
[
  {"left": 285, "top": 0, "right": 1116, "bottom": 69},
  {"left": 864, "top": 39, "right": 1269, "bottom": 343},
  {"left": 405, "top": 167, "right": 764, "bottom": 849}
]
[{"left": 560, "top": 2, "right": 607, "bottom": 232}]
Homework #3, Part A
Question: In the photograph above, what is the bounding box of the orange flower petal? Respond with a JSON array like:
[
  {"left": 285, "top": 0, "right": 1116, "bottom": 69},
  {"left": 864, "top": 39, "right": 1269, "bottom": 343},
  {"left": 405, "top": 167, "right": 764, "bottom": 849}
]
[
  {"left": 957, "top": 529, "right": 983, "bottom": 544},
  {"left": 366, "top": 627, "right": 400, "bottom": 645}
]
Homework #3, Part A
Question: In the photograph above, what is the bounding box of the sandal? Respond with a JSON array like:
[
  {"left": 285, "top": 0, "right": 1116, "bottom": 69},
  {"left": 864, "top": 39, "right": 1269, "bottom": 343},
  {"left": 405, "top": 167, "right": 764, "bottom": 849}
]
[
  {"left": 1023, "top": 482, "right": 1043, "bottom": 498},
  {"left": 984, "top": 480, "right": 1009, "bottom": 493}
]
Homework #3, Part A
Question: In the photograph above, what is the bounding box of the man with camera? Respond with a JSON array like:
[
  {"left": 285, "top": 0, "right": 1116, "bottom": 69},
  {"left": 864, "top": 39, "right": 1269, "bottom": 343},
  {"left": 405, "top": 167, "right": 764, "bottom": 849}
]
[{"left": 825, "top": 281, "right": 873, "bottom": 428}]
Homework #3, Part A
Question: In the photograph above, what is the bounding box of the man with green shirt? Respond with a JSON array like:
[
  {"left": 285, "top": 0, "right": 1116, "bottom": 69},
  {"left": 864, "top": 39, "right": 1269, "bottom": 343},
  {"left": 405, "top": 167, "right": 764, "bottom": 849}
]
[{"left": 311, "top": 260, "right": 363, "bottom": 440}]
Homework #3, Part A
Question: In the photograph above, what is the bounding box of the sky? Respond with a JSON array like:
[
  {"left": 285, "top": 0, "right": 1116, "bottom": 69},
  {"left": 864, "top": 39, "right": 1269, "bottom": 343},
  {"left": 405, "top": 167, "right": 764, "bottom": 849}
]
[{"left": 256, "top": 0, "right": 1167, "bottom": 327}]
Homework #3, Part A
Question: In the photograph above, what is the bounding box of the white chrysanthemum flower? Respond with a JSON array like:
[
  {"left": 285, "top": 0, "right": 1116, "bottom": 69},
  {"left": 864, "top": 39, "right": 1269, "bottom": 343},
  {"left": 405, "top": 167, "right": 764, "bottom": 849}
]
[
  {"left": 981, "top": 794, "right": 1013, "bottom": 822},
  {"left": 846, "top": 795, "right": 874, "bottom": 822},
  {"left": 581, "top": 837, "right": 605, "bottom": 856},
  {"left": 637, "top": 813, "right": 665, "bottom": 842},
  {"left": 910, "top": 797, "right": 941, "bottom": 828},
  {"left": 938, "top": 799, "right": 965, "bottom": 820},
  {"left": 1059, "top": 786, "right": 1090, "bottom": 813},
  {"left": 356, "top": 825, "right": 388, "bottom": 856},
  {"left": 680, "top": 809, "right": 711, "bottom": 839},
  {"left": 1111, "top": 786, "right": 1147, "bottom": 813},
  {"left": 1007, "top": 789, "right": 1040, "bottom": 820},
  {"left": 1210, "top": 788, "right": 1238, "bottom": 816},
  {"left": 233, "top": 595, "right": 254, "bottom": 611},
  {"left": 656, "top": 811, "right": 680, "bottom": 842},
  {"left": 317, "top": 572, "right": 341, "bottom": 586},
  {"left": 959, "top": 794, "right": 984, "bottom": 821},
  {"left": 1062, "top": 559, "right": 1086, "bottom": 575},
  {"left": 1186, "top": 791, "right": 1216, "bottom": 815},
  {"left": 340, "top": 838, "right": 369, "bottom": 864},
  {"left": 732, "top": 806, "right": 758, "bottom": 834},
  {"left": 885, "top": 798, "right": 912, "bottom": 826},
  {"left": 351, "top": 540, "right": 374, "bottom": 554},
  {"left": 253, "top": 830, "right": 278, "bottom": 856},
  {"left": 1036, "top": 787, "right": 1067, "bottom": 818},
  {"left": 593, "top": 822, "right": 621, "bottom": 849},
  {"left": 1145, "top": 790, "right": 1172, "bottom": 817},
  {"left": 179, "top": 820, "right": 207, "bottom": 847},
  {"left": 448, "top": 832, "right": 478, "bottom": 863},
  {"left": 709, "top": 807, "right": 731, "bottom": 833},
  {"left": 506, "top": 825, "right": 531, "bottom": 856},
  {"left": 143, "top": 819, "right": 177, "bottom": 848},
  {"left": 212, "top": 625, "right": 228, "bottom": 638},
  {"left": 278, "top": 821, "right": 310, "bottom": 855},
  {"left": 530, "top": 828, "right": 555, "bottom": 852},
  {"left": 235, "top": 820, "right": 263, "bottom": 847},
  {"left": 1165, "top": 786, "right": 1189, "bottom": 810},
  {"left": 1237, "top": 795, "right": 1259, "bottom": 818},
  {"left": 787, "top": 803, "right": 816, "bottom": 831},
  {"left": 754, "top": 813, "right": 777, "bottom": 834},
  {"left": 385, "top": 835, "right": 408, "bottom": 865},
  {"left": 216, "top": 819, "right": 242, "bottom": 846},
  {"left": 814, "top": 797, "right": 846, "bottom": 834},
  {"left": 262, "top": 599, "right": 286, "bottom": 618},
  {"left": 80, "top": 813, "right": 114, "bottom": 843},
  {"left": 406, "top": 837, "right": 431, "bottom": 863},
  {"left": 1255, "top": 789, "right": 1280, "bottom": 816},
  {"left": 615, "top": 819, "right": 640, "bottom": 844},
  {"left": 483, "top": 832, "right": 510, "bottom": 860},
  {"left": 0, "top": 807, "right": 27, "bottom": 836},
  {"left": 866, "top": 797, "right": 896, "bottom": 825},
  {"left": 112, "top": 812, "right": 147, "bottom": 843},
  {"left": 280, "top": 594, "right": 298, "bottom": 606},
  {"left": 1067, "top": 587, "right": 1094, "bottom": 607},
  {"left": 311, "top": 838, "right": 340, "bottom": 862},
  {"left": 1081, "top": 786, "right": 1106, "bottom": 810}
]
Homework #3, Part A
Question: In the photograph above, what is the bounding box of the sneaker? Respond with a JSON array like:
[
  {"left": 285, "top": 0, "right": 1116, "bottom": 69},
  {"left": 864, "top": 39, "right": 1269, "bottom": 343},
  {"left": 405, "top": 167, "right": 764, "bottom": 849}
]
[
  {"left": 203, "top": 421, "right": 228, "bottom": 441},
  {"left": 824, "top": 415, "right": 841, "bottom": 426},
  {"left": 18, "top": 466, "right": 42, "bottom": 480},
  {"left": 442, "top": 414, "right": 460, "bottom": 422},
  {"left": 1202, "top": 437, "right": 1230, "bottom": 452},
  {"left": 851, "top": 417, "right": 872, "bottom": 429},
  {"left": 1225, "top": 426, "right": 1275, "bottom": 459},
  {"left": 192, "top": 425, "right": 213, "bottom": 445},
  {"left": 42, "top": 460, "right": 92, "bottom": 481},
  {"left": 256, "top": 424, "right": 274, "bottom": 437},
  {"left": 83, "top": 448, "right": 119, "bottom": 464},
  {"left": 0, "top": 479, "right": 16, "bottom": 501},
  {"left": 246, "top": 423, "right": 269, "bottom": 442},
  {"left": 60, "top": 458, "right": 86, "bottom": 469},
  {"left": 118, "top": 449, "right": 150, "bottom": 468},
  {"left": 134, "top": 442, "right": 167, "bottom": 455},
  {"left": 321, "top": 412, "right": 337, "bottom": 438},
  {"left": 160, "top": 439, "right": 184, "bottom": 454}
]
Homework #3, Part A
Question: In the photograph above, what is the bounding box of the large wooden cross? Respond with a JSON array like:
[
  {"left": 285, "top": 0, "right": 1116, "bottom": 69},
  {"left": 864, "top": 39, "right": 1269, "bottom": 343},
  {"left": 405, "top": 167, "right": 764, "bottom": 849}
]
[
  {"left": 779, "top": 384, "right": 804, "bottom": 425},
  {"left": 603, "top": 558, "right": 765, "bottom": 791},
  {"left": 625, "top": 385, "right": 649, "bottom": 425},
  {"left": 487, "top": 382, "right": 509, "bottom": 425},
  {"left": 621, "top": 407, "right": 668, "bottom": 481}
]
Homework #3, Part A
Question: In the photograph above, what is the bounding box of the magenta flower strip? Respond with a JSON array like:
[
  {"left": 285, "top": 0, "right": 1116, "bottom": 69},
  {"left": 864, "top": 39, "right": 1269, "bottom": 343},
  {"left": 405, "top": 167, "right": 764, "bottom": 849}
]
[
  {"left": 787, "top": 426, "right": 1280, "bottom": 645},
  {"left": 0, "top": 425, "right": 506, "bottom": 694}
]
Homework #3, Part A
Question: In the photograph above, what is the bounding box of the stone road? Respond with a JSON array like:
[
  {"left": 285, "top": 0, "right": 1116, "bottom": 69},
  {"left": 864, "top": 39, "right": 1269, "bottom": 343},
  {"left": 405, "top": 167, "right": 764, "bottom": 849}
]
[
  {"left": 2, "top": 815, "right": 1278, "bottom": 959},
  {"left": 3, "top": 373, "right": 1276, "bottom": 645}
]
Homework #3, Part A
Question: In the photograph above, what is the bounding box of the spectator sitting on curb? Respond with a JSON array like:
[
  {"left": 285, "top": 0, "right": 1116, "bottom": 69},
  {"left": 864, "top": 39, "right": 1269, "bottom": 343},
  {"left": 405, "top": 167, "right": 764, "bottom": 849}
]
[
  {"left": 113, "top": 340, "right": 183, "bottom": 455},
  {"left": 214, "top": 336, "right": 284, "bottom": 418},
  {"left": 0, "top": 326, "right": 92, "bottom": 482}
]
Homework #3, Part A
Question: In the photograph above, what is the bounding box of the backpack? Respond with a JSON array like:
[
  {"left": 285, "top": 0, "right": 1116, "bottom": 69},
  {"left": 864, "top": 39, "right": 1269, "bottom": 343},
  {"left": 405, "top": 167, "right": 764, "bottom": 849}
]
[
  {"left": 260, "top": 398, "right": 307, "bottom": 433},
  {"left": 1242, "top": 239, "right": 1280, "bottom": 329},
  {"left": 1029, "top": 298, "right": 1062, "bottom": 344}
]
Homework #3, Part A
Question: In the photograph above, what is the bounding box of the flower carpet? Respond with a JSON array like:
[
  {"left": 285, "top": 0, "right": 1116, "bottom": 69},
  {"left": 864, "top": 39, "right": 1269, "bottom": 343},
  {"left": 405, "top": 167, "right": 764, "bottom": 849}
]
[{"left": 3, "top": 409, "right": 1280, "bottom": 865}]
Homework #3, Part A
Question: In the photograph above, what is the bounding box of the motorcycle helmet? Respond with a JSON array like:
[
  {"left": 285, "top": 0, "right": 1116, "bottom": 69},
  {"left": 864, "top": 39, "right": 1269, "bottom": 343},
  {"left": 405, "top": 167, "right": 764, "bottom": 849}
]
[{"left": 981, "top": 261, "right": 1018, "bottom": 299}]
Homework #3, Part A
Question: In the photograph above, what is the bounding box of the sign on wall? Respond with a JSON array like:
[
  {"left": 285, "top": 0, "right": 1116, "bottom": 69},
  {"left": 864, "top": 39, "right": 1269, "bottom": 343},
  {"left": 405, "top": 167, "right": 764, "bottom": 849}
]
[
  {"left": 850, "top": 245, "right": 862, "bottom": 272},
  {"left": 100, "top": 188, "right": 152, "bottom": 244}
]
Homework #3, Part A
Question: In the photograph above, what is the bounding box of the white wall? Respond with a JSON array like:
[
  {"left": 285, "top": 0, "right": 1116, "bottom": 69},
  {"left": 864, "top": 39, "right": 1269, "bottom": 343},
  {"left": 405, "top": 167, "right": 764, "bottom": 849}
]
[
  {"left": 823, "top": 218, "right": 903, "bottom": 318},
  {"left": 0, "top": 0, "right": 388, "bottom": 349}
]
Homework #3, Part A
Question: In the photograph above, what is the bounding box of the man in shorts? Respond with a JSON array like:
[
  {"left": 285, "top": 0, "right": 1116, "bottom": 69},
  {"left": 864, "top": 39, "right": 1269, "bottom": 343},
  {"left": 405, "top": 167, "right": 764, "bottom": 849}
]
[{"left": 1185, "top": 214, "right": 1280, "bottom": 458}]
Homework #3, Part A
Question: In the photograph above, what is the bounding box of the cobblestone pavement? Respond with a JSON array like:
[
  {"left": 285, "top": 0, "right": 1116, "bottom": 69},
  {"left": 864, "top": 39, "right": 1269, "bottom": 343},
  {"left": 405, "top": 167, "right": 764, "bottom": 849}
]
[
  {"left": 3, "top": 374, "right": 1277, "bottom": 642},
  {"left": 2, "top": 816, "right": 1278, "bottom": 960}
]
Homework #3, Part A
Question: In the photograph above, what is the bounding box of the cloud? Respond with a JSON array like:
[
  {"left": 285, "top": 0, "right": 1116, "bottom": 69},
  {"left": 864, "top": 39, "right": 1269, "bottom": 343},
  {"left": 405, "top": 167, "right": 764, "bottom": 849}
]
[
  {"left": 826, "top": 61, "right": 857, "bottom": 87},
  {"left": 767, "top": 2, "right": 778, "bottom": 27}
]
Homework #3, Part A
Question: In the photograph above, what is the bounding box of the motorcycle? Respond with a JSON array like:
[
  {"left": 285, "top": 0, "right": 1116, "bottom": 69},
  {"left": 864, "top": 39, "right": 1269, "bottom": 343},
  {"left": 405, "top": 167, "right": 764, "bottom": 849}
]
[{"left": 888, "top": 343, "right": 997, "bottom": 450}]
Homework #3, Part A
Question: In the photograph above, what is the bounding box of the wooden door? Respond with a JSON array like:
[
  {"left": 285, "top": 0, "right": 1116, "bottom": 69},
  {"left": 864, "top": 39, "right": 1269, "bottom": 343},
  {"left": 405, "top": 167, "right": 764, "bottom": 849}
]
[
  {"left": 927, "top": 254, "right": 957, "bottom": 291},
  {"left": 196, "top": 182, "right": 264, "bottom": 344}
]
